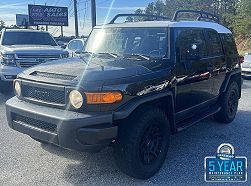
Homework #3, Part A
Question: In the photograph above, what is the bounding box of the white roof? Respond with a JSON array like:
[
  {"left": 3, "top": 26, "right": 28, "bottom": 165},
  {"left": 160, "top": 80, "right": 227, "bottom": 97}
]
[{"left": 95, "top": 21, "right": 231, "bottom": 34}]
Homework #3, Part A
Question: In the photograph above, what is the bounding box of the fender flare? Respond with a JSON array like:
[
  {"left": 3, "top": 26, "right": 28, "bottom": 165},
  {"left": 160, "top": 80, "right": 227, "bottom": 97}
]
[
  {"left": 220, "top": 69, "right": 242, "bottom": 93},
  {"left": 113, "top": 90, "right": 176, "bottom": 132}
]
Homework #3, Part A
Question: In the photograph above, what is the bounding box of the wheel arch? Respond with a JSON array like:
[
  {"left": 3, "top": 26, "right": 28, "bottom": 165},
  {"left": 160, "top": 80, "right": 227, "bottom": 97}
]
[
  {"left": 113, "top": 90, "right": 176, "bottom": 134},
  {"left": 220, "top": 69, "right": 242, "bottom": 98}
]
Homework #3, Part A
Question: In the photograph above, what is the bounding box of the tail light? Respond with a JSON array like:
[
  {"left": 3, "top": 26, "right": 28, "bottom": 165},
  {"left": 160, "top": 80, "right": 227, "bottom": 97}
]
[{"left": 240, "top": 55, "right": 244, "bottom": 63}]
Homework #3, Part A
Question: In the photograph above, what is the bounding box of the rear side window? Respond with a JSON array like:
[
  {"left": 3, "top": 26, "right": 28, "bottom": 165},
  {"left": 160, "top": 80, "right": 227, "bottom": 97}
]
[
  {"left": 220, "top": 34, "right": 238, "bottom": 55},
  {"left": 175, "top": 28, "right": 207, "bottom": 61},
  {"left": 220, "top": 33, "right": 239, "bottom": 66},
  {"left": 206, "top": 29, "right": 223, "bottom": 56}
]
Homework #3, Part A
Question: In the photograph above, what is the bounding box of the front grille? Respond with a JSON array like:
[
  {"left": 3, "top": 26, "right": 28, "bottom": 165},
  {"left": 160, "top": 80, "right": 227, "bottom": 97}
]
[
  {"left": 16, "top": 54, "right": 61, "bottom": 68},
  {"left": 16, "top": 61, "right": 41, "bottom": 68},
  {"left": 17, "top": 54, "right": 61, "bottom": 59},
  {"left": 13, "top": 114, "right": 57, "bottom": 133},
  {"left": 30, "top": 71, "right": 77, "bottom": 81},
  {"left": 22, "top": 85, "right": 65, "bottom": 105}
]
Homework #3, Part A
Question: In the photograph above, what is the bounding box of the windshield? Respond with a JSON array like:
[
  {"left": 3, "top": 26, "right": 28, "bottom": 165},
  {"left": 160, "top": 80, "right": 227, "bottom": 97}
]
[
  {"left": 85, "top": 27, "right": 168, "bottom": 58},
  {"left": 2, "top": 32, "right": 57, "bottom": 46}
]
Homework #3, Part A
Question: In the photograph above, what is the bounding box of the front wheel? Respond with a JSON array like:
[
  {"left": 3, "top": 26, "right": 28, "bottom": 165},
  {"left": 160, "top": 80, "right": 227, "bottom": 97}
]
[
  {"left": 113, "top": 107, "right": 170, "bottom": 179},
  {"left": 214, "top": 81, "right": 239, "bottom": 123}
]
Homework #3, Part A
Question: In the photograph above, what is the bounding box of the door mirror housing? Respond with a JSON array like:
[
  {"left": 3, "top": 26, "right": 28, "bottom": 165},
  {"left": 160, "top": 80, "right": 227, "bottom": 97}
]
[
  {"left": 75, "top": 49, "right": 83, "bottom": 54},
  {"left": 61, "top": 44, "right": 67, "bottom": 49}
]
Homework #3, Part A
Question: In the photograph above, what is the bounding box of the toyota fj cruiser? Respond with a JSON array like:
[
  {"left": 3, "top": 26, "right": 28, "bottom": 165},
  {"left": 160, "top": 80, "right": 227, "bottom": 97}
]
[{"left": 6, "top": 10, "right": 242, "bottom": 179}]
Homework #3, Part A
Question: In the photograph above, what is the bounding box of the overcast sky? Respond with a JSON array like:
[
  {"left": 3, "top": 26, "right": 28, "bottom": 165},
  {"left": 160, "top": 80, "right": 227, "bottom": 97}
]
[{"left": 0, "top": 0, "right": 153, "bottom": 36}]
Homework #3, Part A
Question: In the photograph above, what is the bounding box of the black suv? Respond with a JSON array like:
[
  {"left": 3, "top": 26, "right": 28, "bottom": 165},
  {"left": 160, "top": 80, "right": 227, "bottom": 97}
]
[{"left": 6, "top": 10, "right": 242, "bottom": 179}]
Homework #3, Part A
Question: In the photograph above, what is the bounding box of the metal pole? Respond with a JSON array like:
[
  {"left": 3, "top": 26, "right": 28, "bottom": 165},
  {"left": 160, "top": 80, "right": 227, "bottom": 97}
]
[
  {"left": 74, "top": 0, "right": 79, "bottom": 37},
  {"left": 91, "top": 0, "right": 96, "bottom": 28},
  {"left": 61, "top": 26, "right": 63, "bottom": 37},
  {"left": 45, "top": 3, "right": 48, "bottom": 31}
]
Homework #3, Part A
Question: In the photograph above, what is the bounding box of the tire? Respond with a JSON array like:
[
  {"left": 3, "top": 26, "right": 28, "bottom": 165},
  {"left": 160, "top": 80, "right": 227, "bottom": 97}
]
[
  {"left": 31, "top": 136, "right": 49, "bottom": 144},
  {"left": 113, "top": 107, "right": 170, "bottom": 179},
  {"left": 214, "top": 81, "right": 239, "bottom": 123}
]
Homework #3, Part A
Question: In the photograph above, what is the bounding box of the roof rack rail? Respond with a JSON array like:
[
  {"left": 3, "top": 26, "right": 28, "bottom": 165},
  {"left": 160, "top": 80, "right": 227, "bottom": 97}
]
[
  {"left": 172, "top": 10, "right": 219, "bottom": 23},
  {"left": 109, "top": 14, "right": 170, "bottom": 24}
]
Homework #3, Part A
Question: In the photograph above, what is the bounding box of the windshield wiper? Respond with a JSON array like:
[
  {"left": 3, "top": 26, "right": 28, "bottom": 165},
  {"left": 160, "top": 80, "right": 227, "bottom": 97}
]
[
  {"left": 96, "top": 52, "right": 118, "bottom": 58},
  {"left": 81, "top": 51, "right": 95, "bottom": 56},
  {"left": 79, "top": 53, "right": 105, "bottom": 68},
  {"left": 81, "top": 52, "right": 119, "bottom": 59},
  {"left": 79, "top": 55, "right": 89, "bottom": 64},
  {"left": 123, "top": 54, "right": 150, "bottom": 61}
]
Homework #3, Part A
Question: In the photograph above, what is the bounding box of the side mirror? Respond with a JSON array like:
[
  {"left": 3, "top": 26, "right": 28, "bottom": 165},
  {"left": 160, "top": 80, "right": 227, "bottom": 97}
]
[
  {"left": 75, "top": 49, "right": 82, "bottom": 54},
  {"left": 61, "top": 45, "right": 67, "bottom": 49},
  {"left": 186, "top": 44, "right": 201, "bottom": 60}
]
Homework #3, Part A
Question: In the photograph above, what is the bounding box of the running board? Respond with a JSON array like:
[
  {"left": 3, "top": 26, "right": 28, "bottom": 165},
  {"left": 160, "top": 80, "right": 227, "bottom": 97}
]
[{"left": 176, "top": 106, "right": 221, "bottom": 132}]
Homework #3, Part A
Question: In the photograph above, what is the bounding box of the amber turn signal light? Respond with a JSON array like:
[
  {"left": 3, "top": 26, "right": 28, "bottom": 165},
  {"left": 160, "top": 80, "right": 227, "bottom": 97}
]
[{"left": 85, "top": 92, "right": 123, "bottom": 104}]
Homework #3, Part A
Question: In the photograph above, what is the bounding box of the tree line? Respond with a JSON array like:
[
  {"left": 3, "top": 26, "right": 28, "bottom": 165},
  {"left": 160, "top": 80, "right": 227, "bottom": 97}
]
[{"left": 132, "top": 0, "right": 250, "bottom": 38}]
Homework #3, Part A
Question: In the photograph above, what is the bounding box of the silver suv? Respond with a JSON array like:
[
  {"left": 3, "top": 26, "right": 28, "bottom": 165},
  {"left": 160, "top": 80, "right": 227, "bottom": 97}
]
[{"left": 0, "top": 29, "right": 69, "bottom": 82}]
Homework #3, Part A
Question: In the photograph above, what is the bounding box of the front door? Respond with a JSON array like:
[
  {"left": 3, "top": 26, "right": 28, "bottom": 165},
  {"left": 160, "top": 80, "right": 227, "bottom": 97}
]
[
  {"left": 205, "top": 29, "right": 227, "bottom": 97},
  {"left": 175, "top": 28, "right": 214, "bottom": 113}
]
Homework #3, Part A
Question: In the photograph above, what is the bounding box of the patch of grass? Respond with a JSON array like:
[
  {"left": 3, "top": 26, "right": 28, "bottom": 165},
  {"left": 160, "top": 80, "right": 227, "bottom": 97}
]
[{"left": 235, "top": 36, "right": 251, "bottom": 54}]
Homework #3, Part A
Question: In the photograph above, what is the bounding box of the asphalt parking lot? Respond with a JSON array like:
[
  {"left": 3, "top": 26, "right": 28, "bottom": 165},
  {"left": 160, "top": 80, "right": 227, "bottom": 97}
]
[{"left": 0, "top": 80, "right": 251, "bottom": 186}]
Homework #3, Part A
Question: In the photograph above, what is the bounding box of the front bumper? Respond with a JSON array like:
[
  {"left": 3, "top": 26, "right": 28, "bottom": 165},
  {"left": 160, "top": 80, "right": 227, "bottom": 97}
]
[
  {"left": 6, "top": 97, "right": 118, "bottom": 152},
  {"left": 0, "top": 64, "right": 23, "bottom": 81},
  {"left": 242, "top": 68, "right": 251, "bottom": 79}
]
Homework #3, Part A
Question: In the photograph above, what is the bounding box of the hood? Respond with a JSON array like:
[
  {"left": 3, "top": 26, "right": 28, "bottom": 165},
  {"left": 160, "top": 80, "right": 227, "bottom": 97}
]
[
  {"left": 0, "top": 45, "right": 66, "bottom": 55},
  {"left": 19, "top": 57, "right": 153, "bottom": 85}
]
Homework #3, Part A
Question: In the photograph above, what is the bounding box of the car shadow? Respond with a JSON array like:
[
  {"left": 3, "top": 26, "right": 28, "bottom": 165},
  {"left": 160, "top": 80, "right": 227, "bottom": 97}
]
[
  {"left": 40, "top": 110, "right": 251, "bottom": 185},
  {"left": 0, "top": 83, "right": 14, "bottom": 104},
  {"left": 241, "top": 79, "right": 251, "bottom": 89}
]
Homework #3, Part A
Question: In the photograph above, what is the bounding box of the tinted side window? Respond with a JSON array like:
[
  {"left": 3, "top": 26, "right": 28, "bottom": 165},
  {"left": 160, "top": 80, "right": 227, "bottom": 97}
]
[
  {"left": 220, "top": 33, "right": 239, "bottom": 66},
  {"left": 206, "top": 30, "right": 223, "bottom": 56},
  {"left": 221, "top": 34, "right": 238, "bottom": 55},
  {"left": 175, "top": 29, "right": 207, "bottom": 61}
]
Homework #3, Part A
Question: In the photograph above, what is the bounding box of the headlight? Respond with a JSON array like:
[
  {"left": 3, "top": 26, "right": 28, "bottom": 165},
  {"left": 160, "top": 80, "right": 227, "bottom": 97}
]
[
  {"left": 61, "top": 53, "right": 69, "bottom": 58},
  {"left": 69, "top": 90, "right": 83, "bottom": 109},
  {"left": 14, "top": 81, "right": 21, "bottom": 97},
  {"left": 1, "top": 53, "right": 16, "bottom": 66}
]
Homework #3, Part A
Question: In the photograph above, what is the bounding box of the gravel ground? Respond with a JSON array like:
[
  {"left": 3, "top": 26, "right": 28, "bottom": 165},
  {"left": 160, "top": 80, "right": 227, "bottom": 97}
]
[{"left": 0, "top": 80, "right": 251, "bottom": 186}]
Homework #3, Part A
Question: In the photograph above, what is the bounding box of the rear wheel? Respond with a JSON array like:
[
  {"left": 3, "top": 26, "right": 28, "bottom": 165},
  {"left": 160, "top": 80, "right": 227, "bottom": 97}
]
[
  {"left": 214, "top": 81, "right": 239, "bottom": 123},
  {"left": 113, "top": 107, "right": 170, "bottom": 179}
]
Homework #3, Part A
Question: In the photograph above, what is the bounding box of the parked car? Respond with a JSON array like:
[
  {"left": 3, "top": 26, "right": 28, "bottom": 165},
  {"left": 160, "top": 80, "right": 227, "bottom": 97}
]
[
  {"left": 66, "top": 38, "right": 86, "bottom": 57},
  {"left": 55, "top": 36, "right": 74, "bottom": 49},
  {"left": 56, "top": 40, "right": 66, "bottom": 47},
  {"left": 6, "top": 10, "right": 242, "bottom": 179},
  {"left": 241, "top": 52, "right": 251, "bottom": 79},
  {"left": 0, "top": 29, "right": 69, "bottom": 83}
]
